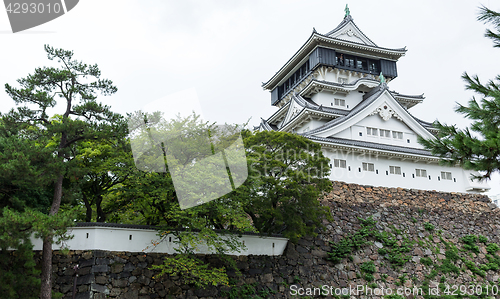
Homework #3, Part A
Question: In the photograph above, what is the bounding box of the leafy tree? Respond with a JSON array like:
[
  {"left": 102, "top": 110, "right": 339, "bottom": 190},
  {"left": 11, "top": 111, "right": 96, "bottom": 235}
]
[
  {"left": 75, "top": 136, "right": 133, "bottom": 222},
  {"left": 419, "top": 6, "right": 500, "bottom": 181},
  {"left": 3, "top": 45, "right": 122, "bottom": 299},
  {"left": 0, "top": 207, "right": 73, "bottom": 299},
  {"left": 235, "top": 130, "right": 333, "bottom": 242},
  {"left": 112, "top": 112, "right": 254, "bottom": 288},
  {"left": 0, "top": 122, "right": 54, "bottom": 212}
]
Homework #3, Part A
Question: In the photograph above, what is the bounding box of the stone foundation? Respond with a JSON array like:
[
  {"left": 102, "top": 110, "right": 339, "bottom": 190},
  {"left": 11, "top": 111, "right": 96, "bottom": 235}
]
[{"left": 41, "top": 181, "right": 500, "bottom": 298}]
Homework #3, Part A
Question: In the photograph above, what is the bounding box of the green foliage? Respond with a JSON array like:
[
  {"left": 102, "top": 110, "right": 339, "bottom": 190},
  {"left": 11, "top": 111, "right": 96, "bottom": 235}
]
[
  {"left": 437, "top": 259, "right": 460, "bottom": 275},
  {"left": 235, "top": 130, "right": 333, "bottom": 242},
  {"left": 0, "top": 207, "right": 74, "bottom": 298},
  {"left": 328, "top": 217, "right": 376, "bottom": 263},
  {"left": 420, "top": 257, "right": 433, "bottom": 267},
  {"left": 461, "top": 235, "right": 480, "bottom": 253},
  {"left": 419, "top": 6, "right": 500, "bottom": 181},
  {"left": 464, "top": 259, "right": 486, "bottom": 277},
  {"left": 444, "top": 245, "right": 460, "bottom": 261},
  {"left": 424, "top": 222, "right": 435, "bottom": 231},
  {"left": 360, "top": 261, "right": 376, "bottom": 274},
  {"left": 220, "top": 282, "right": 258, "bottom": 299},
  {"left": 150, "top": 254, "right": 229, "bottom": 288},
  {"left": 384, "top": 295, "right": 404, "bottom": 299},
  {"left": 328, "top": 217, "right": 413, "bottom": 269},
  {"left": 486, "top": 243, "right": 500, "bottom": 254},
  {"left": 374, "top": 230, "right": 413, "bottom": 268},
  {"left": 360, "top": 261, "right": 376, "bottom": 281},
  {"left": 478, "top": 235, "right": 488, "bottom": 243}
]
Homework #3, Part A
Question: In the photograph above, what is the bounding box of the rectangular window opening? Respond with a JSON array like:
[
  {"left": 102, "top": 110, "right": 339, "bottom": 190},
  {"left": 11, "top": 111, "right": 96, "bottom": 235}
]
[
  {"left": 441, "top": 171, "right": 452, "bottom": 180},
  {"left": 389, "top": 166, "right": 401, "bottom": 175},
  {"left": 334, "top": 159, "right": 347, "bottom": 168},
  {"left": 415, "top": 169, "right": 427, "bottom": 178},
  {"left": 362, "top": 162, "right": 375, "bottom": 172}
]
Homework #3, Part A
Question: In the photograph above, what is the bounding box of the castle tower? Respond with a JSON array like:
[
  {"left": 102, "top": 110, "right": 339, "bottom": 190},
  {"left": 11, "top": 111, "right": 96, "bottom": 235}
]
[{"left": 257, "top": 7, "right": 490, "bottom": 193}]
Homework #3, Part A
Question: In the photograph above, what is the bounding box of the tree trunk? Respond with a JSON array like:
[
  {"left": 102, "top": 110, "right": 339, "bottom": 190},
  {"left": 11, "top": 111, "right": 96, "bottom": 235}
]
[
  {"left": 40, "top": 173, "right": 64, "bottom": 299},
  {"left": 96, "top": 195, "right": 106, "bottom": 222},
  {"left": 82, "top": 192, "right": 92, "bottom": 222},
  {"left": 40, "top": 236, "right": 53, "bottom": 299}
]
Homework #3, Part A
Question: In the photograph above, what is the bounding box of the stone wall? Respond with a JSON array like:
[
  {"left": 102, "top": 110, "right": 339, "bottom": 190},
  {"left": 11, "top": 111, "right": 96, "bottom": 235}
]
[{"left": 42, "top": 181, "right": 500, "bottom": 299}]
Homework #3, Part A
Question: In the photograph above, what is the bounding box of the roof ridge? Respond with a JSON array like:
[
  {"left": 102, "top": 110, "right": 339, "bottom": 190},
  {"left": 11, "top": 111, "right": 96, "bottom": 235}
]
[{"left": 323, "top": 14, "right": 378, "bottom": 47}]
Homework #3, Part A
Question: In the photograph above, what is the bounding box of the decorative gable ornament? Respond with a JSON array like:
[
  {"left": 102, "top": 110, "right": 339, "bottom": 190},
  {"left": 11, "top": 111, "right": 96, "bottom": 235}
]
[
  {"left": 343, "top": 28, "right": 358, "bottom": 37},
  {"left": 369, "top": 102, "right": 402, "bottom": 121}
]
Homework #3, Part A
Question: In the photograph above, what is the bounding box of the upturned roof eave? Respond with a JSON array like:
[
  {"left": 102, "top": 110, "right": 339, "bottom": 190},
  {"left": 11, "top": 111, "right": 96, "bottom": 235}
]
[{"left": 262, "top": 33, "right": 406, "bottom": 91}]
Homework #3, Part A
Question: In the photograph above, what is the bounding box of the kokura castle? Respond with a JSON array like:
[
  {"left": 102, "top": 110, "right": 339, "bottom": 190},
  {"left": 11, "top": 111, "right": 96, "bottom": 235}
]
[{"left": 256, "top": 7, "right": 490, "bottom": 193}]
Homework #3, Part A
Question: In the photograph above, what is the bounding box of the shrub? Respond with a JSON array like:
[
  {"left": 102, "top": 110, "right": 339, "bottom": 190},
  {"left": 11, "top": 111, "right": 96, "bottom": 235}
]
[
  {"left": 478, "top": 235, "right": 488, "bottom": 243},
  {"left": 487, "top": 243, "right": 500, "bottom": 254},
  {"left": 461, "top": 235, "right": 480, "bottom": 253},
  {"left": 420, "top": 257, "right": 433, "bottom": 266},
  {"left": 424, "top": 222, "right": 434, "bottom": 231},
  {"left": 360, "top": 261, "right": 376, "bottom": 274}
]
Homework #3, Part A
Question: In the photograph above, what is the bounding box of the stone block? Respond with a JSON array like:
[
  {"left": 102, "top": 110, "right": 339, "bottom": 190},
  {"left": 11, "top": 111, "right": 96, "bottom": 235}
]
[
  {"left": 92, "top": 265, "right": 110, "bottom": 273},
  {"left": 91, "top": 283, "right": 110, "bottom": 294}
]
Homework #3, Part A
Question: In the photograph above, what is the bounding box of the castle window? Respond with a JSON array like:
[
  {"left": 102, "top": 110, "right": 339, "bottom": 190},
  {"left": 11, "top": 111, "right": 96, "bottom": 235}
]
[
  {"left": 441, "top": 171, "right": 452, "bottom": 180},
  {"left": 362, "top": 162, "right": 374, "bottom": 172},
  {"left": 392, "top": 131, "right": 403, "bottom": 139},
  {"left": 345, "top": 55, "right": 355, "bottom": 68},
  {"left": 334, "top": 159, "right": 347, "bottom": 168},
  {"left": 334, "top": 98, "right": 346, "bottom": 107},
  {"left": 357, "top": 60, "right": 363, "bottom": 69},
  {"left": 369, "top": 62, "right": 378, "bottom": 73},
  {"left": 415, "top": 169, "right": 427, "bottom": 177},
  {"left": 380, "top": 129, "right": 391, "bottom": 138},
  {"left": 367, "top": 127, "right": 378, "bottom": 136},
  {"left": 389, "top": 166, "right": 401, "bottom": 175}
]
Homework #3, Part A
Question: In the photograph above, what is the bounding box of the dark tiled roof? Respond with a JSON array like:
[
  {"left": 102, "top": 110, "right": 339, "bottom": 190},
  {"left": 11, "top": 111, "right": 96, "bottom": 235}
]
[
  {"left": 294, "top": 94, "right": 349, "bottom": 115},
  {"left": 389, "top": 90, "right": 425, "bottom": 99},
  {"left": 263, "top": 20, "right": 406, "bottom": 90},
  {"left": 304, "top": 135, "right": 433, "bottom": 156}
]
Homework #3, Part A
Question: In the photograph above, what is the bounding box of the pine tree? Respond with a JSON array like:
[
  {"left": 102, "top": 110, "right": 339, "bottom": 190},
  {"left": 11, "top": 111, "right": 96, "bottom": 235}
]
[
  {"left": 3, "top": 45, "right": 122, "bottom": 299},
  {"left": 419, "top": 6, "right": 500, "bottom": 181}
]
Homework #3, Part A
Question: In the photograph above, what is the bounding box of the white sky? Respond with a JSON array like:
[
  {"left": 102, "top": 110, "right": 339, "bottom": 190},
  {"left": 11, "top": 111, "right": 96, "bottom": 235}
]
[{"left": 1, "top": 0, "right": 500, "bottom": 195}]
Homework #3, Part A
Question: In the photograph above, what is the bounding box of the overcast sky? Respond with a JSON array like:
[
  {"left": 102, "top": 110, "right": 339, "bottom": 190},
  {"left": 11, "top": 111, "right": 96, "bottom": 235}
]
[{"left": 1, "top": 0, "right": 500, "bottom": 195}]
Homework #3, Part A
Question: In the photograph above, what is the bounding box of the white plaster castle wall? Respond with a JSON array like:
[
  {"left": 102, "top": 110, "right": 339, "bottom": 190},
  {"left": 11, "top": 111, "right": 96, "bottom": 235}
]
[
  {"left": 310, "top": 90, "right": 363, "bottom": 111},
  {"left": 297, "top": 119, "right": 329, "bottom": 133},
  {"left": 351, "top": 115, "right": 425, "bottom": 148},
  {"left": 322, "top": 149, "right": 489, "bottom": 193},
  {"left": 30, "top": 227, "right": 288, "bottom": 256}
]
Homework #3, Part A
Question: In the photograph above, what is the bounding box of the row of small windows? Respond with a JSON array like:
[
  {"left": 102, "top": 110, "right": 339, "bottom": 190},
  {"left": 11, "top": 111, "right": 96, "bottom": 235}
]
[
  {"left": 279, "top": 61, "right": 311, "bottom": 99},
  {"left": 331, "top": 160, "right": 455, "bottom": 181},
  {"left": 367, "top": 127, "right": 403, "bottom": 140},
  {"left": 335, "top": 53, "right": 379, "bottom": 73}
]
